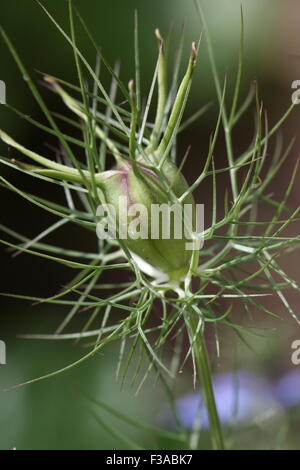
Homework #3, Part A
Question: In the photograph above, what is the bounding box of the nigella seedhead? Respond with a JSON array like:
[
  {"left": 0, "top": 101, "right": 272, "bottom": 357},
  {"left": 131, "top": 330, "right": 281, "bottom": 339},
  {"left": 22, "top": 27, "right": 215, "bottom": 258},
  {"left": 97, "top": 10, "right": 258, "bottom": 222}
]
[
  {"left": 1, "top": 4, "right": 300, "bottom": 451},
  {"left": 99, "top": 157, "right": 196, "bottom": 281},
  {"left": 0, "top": 30, "right": 199, "bottom": 285},
  {"left": 96, "top": 40, "right": 199, "bottom": 282}
]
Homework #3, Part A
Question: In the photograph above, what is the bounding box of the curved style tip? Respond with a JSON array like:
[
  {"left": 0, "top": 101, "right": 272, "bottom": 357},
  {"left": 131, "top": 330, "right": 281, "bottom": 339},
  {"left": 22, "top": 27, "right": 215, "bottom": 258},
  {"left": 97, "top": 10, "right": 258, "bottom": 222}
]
[
  {"left": 43, "top": 75, "right": 56, "bottom": 86},
  {"left": 191, "top": 42, "right": 197, "bottom": 65},
  {"left": 155, "top": 28, "right": 164, "bottom": 49},
  {"left": 128, "top": 79, "right": 135, "bottom": 92},
  {"left": 128, "top": 79, "right": 136, "bottom": 103}
]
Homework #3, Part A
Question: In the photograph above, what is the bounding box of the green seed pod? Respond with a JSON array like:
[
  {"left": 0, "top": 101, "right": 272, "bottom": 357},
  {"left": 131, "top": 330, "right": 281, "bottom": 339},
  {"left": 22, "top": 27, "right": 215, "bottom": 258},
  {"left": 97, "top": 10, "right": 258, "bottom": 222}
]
[{"left": 99, "top": 158, "right": 196, "bottom": 282}]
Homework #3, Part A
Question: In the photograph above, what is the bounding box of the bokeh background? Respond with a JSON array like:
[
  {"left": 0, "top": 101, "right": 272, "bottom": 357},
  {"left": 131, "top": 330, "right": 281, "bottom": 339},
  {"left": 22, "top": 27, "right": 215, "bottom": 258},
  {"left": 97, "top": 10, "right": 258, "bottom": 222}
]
[{"left": 0, "top": 0, "right": 299, "bottom": 449}]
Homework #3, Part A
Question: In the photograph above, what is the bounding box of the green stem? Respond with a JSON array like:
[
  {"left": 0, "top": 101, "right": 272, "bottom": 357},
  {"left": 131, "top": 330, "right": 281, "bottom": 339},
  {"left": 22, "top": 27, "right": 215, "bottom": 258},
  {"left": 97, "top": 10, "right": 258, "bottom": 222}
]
[{"left": 187, "top": 313, "right": 225, "bottom": 450}]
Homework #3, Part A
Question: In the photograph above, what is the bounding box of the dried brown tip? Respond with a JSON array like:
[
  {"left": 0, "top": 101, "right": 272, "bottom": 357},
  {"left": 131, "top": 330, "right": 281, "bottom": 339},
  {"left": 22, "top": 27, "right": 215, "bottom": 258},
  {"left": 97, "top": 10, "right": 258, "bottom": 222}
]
[
  {"left": 10, "top": 159, "right": 24, "bottom": 169},
  {"left": 155, "top": 28, "right": 164, "bottom": 49},
  {"left": 128, "top": 79, "right": 135, "bottom": 92},
  {"left": 190, "top": 42, "right": 197, "bottom": 65},
  {"left": 43, "top": 75, "right": 56, "bottom": 86},
  {"left": 128, "top": 79, "right": 135, "bottom": 100}
]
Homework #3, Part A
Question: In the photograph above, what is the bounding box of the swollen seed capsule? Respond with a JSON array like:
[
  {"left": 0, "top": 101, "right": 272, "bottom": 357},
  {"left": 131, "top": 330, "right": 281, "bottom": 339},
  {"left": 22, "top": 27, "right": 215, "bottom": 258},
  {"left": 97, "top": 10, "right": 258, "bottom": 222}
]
[{"left": 98, "top": 159, "right": 196, "bottom": 282}]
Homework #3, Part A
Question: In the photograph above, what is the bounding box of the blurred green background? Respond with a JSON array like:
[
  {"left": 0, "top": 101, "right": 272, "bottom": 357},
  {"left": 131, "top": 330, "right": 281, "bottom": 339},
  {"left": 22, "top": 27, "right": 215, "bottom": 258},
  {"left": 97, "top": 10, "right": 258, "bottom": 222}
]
[{"left": 0, "top": 0, "right": 299, "bottom": 450}]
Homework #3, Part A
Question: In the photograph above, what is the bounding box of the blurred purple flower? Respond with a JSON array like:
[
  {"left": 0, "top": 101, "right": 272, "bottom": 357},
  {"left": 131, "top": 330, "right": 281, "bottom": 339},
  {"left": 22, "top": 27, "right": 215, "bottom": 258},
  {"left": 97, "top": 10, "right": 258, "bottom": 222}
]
[
  {"left": 161, "top": 371, "right": 280, "bottom": 430},
  {"left": 275, "top": 369, "right": 300, "bottom": 408}
]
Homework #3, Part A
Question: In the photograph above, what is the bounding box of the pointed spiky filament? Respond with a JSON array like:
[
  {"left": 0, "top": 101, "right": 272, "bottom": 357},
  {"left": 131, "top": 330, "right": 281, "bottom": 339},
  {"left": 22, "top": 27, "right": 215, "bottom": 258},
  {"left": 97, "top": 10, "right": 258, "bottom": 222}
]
[
  {"left": 44, "top": 75, "right": 123, "bottom": 164},
  {"left": 147, "top": 29, "right": 167, "bottom": 153},
  {"left": 156, "top": 42, "right": 198, "bottom": 166}
]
